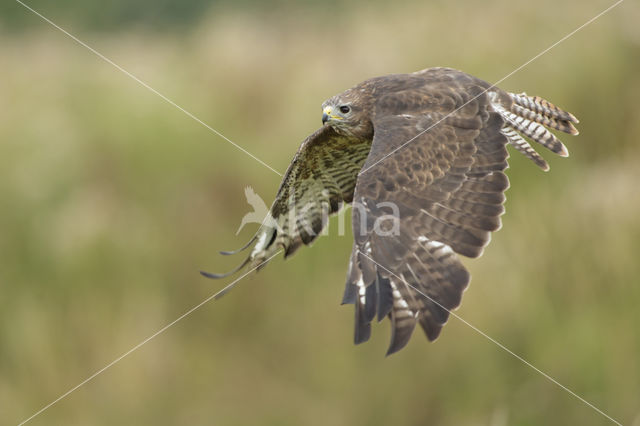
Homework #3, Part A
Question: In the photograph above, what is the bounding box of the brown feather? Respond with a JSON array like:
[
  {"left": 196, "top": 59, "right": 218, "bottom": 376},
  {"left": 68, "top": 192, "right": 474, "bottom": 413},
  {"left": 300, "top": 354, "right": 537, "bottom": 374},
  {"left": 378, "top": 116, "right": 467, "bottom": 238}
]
[{"left": 208, "top": 67, "right": 579, "bottom": 355}]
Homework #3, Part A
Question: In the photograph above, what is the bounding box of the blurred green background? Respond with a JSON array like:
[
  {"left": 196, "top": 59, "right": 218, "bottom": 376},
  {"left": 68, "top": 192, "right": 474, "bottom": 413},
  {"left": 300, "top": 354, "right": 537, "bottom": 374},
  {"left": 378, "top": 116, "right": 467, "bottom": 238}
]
[{"left": 1, "top": 0, "right": 639, "bottom": 424}]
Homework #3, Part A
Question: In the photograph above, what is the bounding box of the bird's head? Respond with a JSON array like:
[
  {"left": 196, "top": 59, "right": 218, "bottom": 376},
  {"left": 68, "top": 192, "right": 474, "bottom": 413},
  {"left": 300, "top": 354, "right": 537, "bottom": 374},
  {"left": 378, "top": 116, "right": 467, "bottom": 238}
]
[
  {"left": 321, "top": 102, "right": 352, "bottom": 125},
  {"left": 321, "top": 90, "right": 373, "bottom": 139}
]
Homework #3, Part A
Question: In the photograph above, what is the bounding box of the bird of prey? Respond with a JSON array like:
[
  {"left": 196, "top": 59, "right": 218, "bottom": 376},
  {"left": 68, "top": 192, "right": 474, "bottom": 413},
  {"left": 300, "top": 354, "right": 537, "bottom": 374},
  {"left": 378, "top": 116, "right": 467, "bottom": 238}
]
[{"left": 203, "top": 67, "right": 579, "bottom": 355}]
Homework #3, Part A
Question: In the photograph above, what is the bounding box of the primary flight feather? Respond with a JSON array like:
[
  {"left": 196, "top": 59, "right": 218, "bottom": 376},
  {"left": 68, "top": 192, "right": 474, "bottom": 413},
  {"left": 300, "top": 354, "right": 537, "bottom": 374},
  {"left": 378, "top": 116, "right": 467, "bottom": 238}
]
[{"left": 204, "top": 67, "right": 579, "bottom": 355}]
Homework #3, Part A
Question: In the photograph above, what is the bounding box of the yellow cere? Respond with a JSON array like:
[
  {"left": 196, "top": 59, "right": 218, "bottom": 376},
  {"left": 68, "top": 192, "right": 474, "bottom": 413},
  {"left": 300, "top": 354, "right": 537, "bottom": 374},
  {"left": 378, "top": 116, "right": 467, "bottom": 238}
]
[{"left": 323, "top": 106, "right": 343, "bottom": 120}]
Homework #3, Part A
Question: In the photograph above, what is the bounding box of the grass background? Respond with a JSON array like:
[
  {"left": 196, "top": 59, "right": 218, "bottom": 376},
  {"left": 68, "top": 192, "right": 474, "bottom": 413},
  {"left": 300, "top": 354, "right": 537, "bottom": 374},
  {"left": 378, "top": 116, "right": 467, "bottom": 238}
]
[{"left": 1, "top": 0, "right": 639, "bottom": 424}]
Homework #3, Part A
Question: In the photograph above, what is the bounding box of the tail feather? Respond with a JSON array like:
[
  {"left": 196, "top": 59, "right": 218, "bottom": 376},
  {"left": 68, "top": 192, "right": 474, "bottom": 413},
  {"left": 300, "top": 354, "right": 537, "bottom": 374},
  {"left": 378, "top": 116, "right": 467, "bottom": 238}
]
[
  {"left": 510, "top": 92, "right": 579, "bottom": 125},
  {"left": 501, "top": 127, "right": 549, "bottom": 171},
  {"left": 490, "top": 91, "right": 578, "bottom": 171},
  {"left": 510, "top": 103, "right": 578, "bottom": 135},
  {"left": 501, "top": 108, "right": 569, "bottom": 156}
]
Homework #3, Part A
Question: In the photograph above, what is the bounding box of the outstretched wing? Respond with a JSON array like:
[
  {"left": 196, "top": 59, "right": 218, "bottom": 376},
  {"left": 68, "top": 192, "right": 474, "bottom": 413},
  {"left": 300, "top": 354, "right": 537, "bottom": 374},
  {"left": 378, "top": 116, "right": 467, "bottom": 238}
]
[
  {"left": 207, "top": 124, "right": 372, "bottom": 280},
  {"left": 344, "top": 69, "right": 576, "bottom": 354},
  {"left": 267, "top": 125, "right": 372, "bottom": 257}
]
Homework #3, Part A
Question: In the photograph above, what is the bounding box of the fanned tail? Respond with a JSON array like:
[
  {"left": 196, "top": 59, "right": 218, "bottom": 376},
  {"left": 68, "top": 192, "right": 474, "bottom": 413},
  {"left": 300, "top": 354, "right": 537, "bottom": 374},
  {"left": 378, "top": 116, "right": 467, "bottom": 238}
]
[
  {"left": 500, "top": 127, "right": 550, "bottom": 171},
  {"left": 490, "top": 91, "right": 579, "bottom": 171},
  {"left": 510, "top": 92, "right": 579, "bottom": 130}
]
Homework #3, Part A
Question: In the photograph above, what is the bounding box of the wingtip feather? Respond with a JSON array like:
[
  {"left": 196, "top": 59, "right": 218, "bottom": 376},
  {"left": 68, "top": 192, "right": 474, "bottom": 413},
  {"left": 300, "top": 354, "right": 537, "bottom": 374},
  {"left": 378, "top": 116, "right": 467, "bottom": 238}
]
[
  {"left": 200, "top": 270, "right": 233, "bottom": 279},
  {"left": 200, "top": 255, "right": 252, "bottom": 279},
  {"left": 219, "top": 235, "right": 258, "bottom": 256}
]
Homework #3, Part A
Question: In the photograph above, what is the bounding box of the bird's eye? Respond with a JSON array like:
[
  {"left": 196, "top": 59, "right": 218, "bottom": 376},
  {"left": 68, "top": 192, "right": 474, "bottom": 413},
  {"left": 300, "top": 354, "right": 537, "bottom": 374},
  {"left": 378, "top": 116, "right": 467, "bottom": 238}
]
[{"left": 339, "top": 105, "right": 351, "bottom": 114}]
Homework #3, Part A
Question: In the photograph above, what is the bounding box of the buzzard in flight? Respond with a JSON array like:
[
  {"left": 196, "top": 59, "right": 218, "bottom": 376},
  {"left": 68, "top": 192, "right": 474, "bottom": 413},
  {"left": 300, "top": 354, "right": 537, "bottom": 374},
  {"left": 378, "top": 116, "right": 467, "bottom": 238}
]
[{"left": 204, "top": 67, "right": 578, "bottom": 355}]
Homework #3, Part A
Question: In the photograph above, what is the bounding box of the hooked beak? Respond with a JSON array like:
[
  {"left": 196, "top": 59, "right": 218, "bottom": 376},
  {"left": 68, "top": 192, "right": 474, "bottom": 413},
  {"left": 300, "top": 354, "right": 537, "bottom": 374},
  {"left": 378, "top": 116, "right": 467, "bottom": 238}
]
[{"left": 322, "top": 106, "right": 341, "bottom": 124}]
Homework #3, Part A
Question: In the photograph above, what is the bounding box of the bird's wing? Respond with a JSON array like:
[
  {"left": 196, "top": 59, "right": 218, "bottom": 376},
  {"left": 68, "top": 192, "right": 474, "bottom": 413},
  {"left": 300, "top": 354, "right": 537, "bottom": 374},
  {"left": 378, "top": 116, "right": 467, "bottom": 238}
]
[
  {"left": 207, "top": 124, "right": 372, "bottom": 279},
  {"left": 267, "top": 125, "right": 372, "bottom": 256},
  {"left": 344, "top": 68, "right": 577, "bottom": 354}
]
